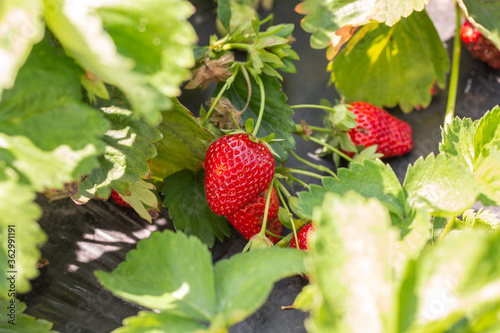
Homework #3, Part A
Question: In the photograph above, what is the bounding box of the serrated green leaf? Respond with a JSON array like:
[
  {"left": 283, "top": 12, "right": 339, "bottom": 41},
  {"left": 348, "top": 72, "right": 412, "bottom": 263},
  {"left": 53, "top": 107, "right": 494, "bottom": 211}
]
[
  {"left": 0, "top": 168, "right": 44, "bottom": 296},
  {"left": 457, "top": 0, "right": 500, "bottom": 50},
  {"left": 474, "top": 106, "right": 500, "bottom": 160},
  {"left": 475, "top": 140, "right": 500, "bottom": 206},
  {"left": 162, "top": 170, "right": 230, "bottom": 247},
  {"left": 296, "top": 0, "right": 427, "bottom": 58},
  {"left": 217, "top": 73, "right": 295, "bottom": 162},
  {"left": 115, "top": 179, "right": 159, "bottom": 223},
  {"left": 95, "top": 230, "right": 217, "bottom": 322},
  {"left": 214, "top": 247, "right": 306, "bottom": 325},
  {"left": 295, "top": 159, "right": 408, "bottom": 221},
  {"left": 0, "top": 40, "right": 108, "bottom": 191},
  {"left": 457, "top": 208, "right": 500, "bottom": 231},
  {"left": 304, "top": 192, "right": 398, "bottom": 333},
  {"left": 71, "top": 106, "right": 161, "bottom": 203},
  {"left": 0, "top": 0, "right": 45, "bottom": 100},
  {"left": 44, "top": 0, "right": 197, "bottom": 125},
  {"left": 0, "top": 299, "right": 53, "bottom": 331},
  {"left": 114, "top": 311, "right": 206, "bottom": 333},
  {"left": 439, "top": 116, "right": 478, "bottom": 170},
  {"left": 150, "top": 99, "right": 213, "bottom": 181},
  {"left": 329, "top": 10, "right": 449, "bottom": 112},
  {"left": 403, "top": 154, "right": 479, "bottom": 216}
]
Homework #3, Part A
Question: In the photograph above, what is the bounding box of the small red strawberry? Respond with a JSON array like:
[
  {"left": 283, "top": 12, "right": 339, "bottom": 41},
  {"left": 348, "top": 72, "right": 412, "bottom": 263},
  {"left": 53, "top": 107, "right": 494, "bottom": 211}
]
[
  {"left": 110, "top": 189, "right": 132, "bottom": 208},
  {"left": 226, "top": 188, "right": 282, "bottom": 243},
  {"left": 290, "top": 223, "right": 316, "bottom": 250},
  {"left": 460, "top": 21, "right": 500, "bottom": 69},
  {"left": 347, "top": 102, "right": 413, "bottom": 158},
  {"left": 205, "top": 134, "right": 275, "bottom": 216}
]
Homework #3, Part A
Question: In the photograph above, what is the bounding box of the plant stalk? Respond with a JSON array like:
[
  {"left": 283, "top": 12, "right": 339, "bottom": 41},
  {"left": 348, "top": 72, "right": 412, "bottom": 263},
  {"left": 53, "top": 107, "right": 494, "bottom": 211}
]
[
  {"left": 444, "top": 4, "right": 462, "bottom": 130},
  {"left": 251, "top": 74, "right": 266, "bottom": 137},
  {"left": 438, "top": 215, "right": 457, "bottom": 243},
  {"left": 290, "top": 150, "right": 338, "bottom": 179},
  {"left": 307, "top": 135, "right": 354, "bottom": 163}
]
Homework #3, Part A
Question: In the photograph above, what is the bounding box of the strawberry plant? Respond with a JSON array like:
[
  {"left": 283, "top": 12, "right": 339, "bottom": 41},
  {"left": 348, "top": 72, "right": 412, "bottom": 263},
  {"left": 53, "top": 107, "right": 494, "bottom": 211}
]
[{"left": 1, "top": 0, "right": 500, "bottom": 332}]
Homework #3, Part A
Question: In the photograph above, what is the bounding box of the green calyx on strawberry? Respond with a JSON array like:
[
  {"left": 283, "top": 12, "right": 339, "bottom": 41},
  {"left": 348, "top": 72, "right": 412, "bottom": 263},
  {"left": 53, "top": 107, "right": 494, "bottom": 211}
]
[
  {"left": 204, "top": 133, "right": 276, "bottom": 216},
  {"left": 344, "top": 102, "right": 413, "bottom": 158},
  {"left": 110, "top": 189, "right": 132, "bottom": 208},
  {"left": 290, "top": 223, "right": 316, "bottom": 250},
  {"left": 227, "top": 187, "right": 282, "bottom": 243},
  {"left": 460, "top": 21, "right": 500, "bottom": 69}
]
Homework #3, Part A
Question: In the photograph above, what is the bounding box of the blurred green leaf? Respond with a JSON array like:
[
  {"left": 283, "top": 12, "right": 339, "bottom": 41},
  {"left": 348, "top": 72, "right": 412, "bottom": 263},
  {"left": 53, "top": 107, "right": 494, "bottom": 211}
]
[
  {"left": 0, "top": 299, "right": 53, "bottom": 331},
  {"left": 329, "top": 11, "right": 449, "bottom": 112},
  {"left": 114, "top": 311, "right": 207, "bottom": 333},
  {"left": 0, "top": 0, "right": 45, "bottom": 100},
  {"left": 44, "top": 0, "right": 197, "bottom": 124},
  {"left": 457, "top": 0, "right": 500, "bottom": 49}
]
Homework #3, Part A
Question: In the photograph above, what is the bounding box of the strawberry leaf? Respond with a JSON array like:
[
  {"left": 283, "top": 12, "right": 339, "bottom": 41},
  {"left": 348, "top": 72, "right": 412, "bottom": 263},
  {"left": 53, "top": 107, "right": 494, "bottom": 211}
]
[
  {"left": 113, "top": 312, "right": 206, "bottom": 333},
  {"left": 403, "top": 153, "right": 479, "bottom": 216},
  {"left": 150, "top": 99, "right": 213, "bottom": 181},
  {"left": 70, "top": 106, "right": 162, "bottom": 204},
  {"left": 0, "top": 0, "right": 44, "bottom": 100},
  {"left": 296, "top": 0, "right": 428, "bottom": 59},
  {"left": 97, "top": 231, "right": 306, "bottom": 329},
  {"left": 218, "top": 73, "right": 296, "bottom": 162},
  {"left": 0, "top": 40, "right": 108, "bottom": 192},
  {"left": 0, "top": 299, "right": 53, "bottom": 331},
  {"left": 474, "top": 106, "right": 500, "bottom": 159},
  {"left": 474, "top": 140, "right": 500, "bottom": 206},
  {"left": 214, "top": 247, "right": 306, "bottom": 325},
  {"left": 114, "top": 180, "right": 160, "bottom": 223},
  {"left": 95, "top": 231, "right": 217, "bottom": 322},
  {"left": 457, "top": 0, "right": 500, "bottom": 50},
  {"left": 329, "top": 10, "right": 449, "bottom": 112},
  {"left": 162, "top": 170, "right": 230, "bottom": 247},
  {"left": 0, "top": 167, "right": 45, "bottom": 296},
  {"left": 294, "top": 159, "right": 408, "bottom": 221},
  {"left": 44, "top": 0, "right": 197, "bottom": 125},
  {"left": 302, "top": 192, "right": 398, "bottom": 332},
  {"left": 439, "top": 116, "right": 477, "bottom": 170}
]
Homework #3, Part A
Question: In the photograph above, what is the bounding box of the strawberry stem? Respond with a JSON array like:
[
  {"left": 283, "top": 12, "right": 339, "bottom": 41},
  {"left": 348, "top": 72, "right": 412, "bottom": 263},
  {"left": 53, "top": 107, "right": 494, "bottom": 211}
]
[
  {"left": 257, "top": 179, "right": 275, "bottom": 237},
  {"left": 438, "top": 215, "right": 457, "bottom": 243},
  {"left": 295, "top": 123, "right": 332, "bottom": 134},
  {"left": 444, "top": 4, "right": 462, "bottom": 130},
  {"left": 265, "top": 230, "right": 284, "bottom": 239},
  {"left": 291, "top": 104, "right": 337, "bottom": 113},
  {"left": 275, "top": 182, "right": 300, "bottom": 249},
  {"left": 306, "top": 136, "right": 354, "bottom": 163},
  {"left": 290, "top": 150, "right": 338, "bottom": 179},
  {"left": 251, "top": 73, "right": 266, "bottom": 137},
  {"left": 287, "top": 174, "right": 309, "bottom": 188},
  {"left": 287, "top": 168, "right": 324, "bottom": 180}
]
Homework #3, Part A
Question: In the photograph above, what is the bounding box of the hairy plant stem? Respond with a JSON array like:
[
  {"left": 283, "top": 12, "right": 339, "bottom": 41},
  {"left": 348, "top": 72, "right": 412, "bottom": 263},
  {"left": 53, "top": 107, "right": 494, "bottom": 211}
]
[
  {"left": 252, "top": 74, "right": 266, "bottom": 137},
  {"left": 294, "top": 123, "right": 332, "bottom": 133},
  {"left": 275, "top": 181, "right": 299, "bottom": 249},
  {"left": 275, "top": 180, "right": 291, "bottom": 199},
  {"left": 287, "top": 168, "right": 324, "bottom": 180},
  {"left": 307, "top": 135, "right": 354, "bottom": 163},
  {"left": 438, "top": 215, "right": 457, "bottom": 243},
  {"left": 444, "top": 4, "right": 462, "bottom": 130},
  {"left": 291, "top": 104, "right": 337, "bottom": 113},
  {"left": 257, "top": 179, "right": 275, "bottom": 237},
  {"left": 290, "top": 150, "right": 338, "bottom": 179}
]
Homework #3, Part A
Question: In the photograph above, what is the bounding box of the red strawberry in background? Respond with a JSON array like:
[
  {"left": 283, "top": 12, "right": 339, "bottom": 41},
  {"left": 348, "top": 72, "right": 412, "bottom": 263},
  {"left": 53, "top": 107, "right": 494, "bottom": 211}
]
[
  {"left": 110, "top": 189, "right": 132, "bottom": 208},
  {"left": 460, "top": 21, "right": 500, "bottom": 69},
  {"left": 226, "top": 188, "right": 282, "bottom": 243},
  {"left": 290, "top": 223, "right": 316, "bottom": 250},
  {"left": 347, "top": 102, "right": 413, "bottom": 158},
  {"left": 205, "top": 134, "right": 275, "bottom": 216}
]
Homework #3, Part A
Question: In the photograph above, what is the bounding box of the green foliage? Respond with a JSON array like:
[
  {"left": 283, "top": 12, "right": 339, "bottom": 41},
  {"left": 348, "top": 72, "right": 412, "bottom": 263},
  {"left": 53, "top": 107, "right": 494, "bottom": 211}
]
[
  {"left": 457, "top": 0, "right": 500, "bottom": 49},
  {"left": 114, "top": 312, "right": 206, "bottom": 333},
  {"left": 403, "top": 153, "right": 479, "bottom": 216},
  {"left": 151, "top": 99, "right": 213, "bottom": 181},
  {"left": 0, "top": 299, "right": 54, "bottom": 331},
  {"left": 115, "top": 180, "right": 160, "bottom": 223},
  {"left": 162, "top": 170, "right": 230, "bottom": 247},
  {"left": 328, "top": 11, "right": 449, "bottom": 112},
  {"left": 218, "top": 73, "right": 296, "bottom": 161},
  {"left": 69, "top": 106, "right": 162, "bottom": 204},
  {"left": 0, "top": 0, "right": 45, "bottom": 99},
  {"left": 44, "top": 0, "right": 197, "bottom": 125},
  {"left": 96, "top": 230, "right": 306, "bottom": 330},
  {"left": 296, "top": 0, "right": 427, "bottom": 56},
  {"left": 0, "top": 168, "right": 44, "bottom": 296}
]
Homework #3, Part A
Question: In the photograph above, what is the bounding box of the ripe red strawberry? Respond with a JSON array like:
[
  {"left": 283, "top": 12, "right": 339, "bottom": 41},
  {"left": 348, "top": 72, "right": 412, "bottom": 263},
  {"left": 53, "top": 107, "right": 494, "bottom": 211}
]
[
  {"left": 290, "top": 223, "right": 316, "bottom": 250},
  {"left": 110, "top": 189, "right": 132, "bottom": 208},
  {"left": 460, "top": 21, "right": 500, "bottom": 69},
  {"left": 205, "top": 134, "right": 275, "bottom": 216},
  {"left": 347, "top": 102, "right": 413, "bottom": 158},
  {"left": 226, "top": 188, "right": 282, "bottom": 243}
]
